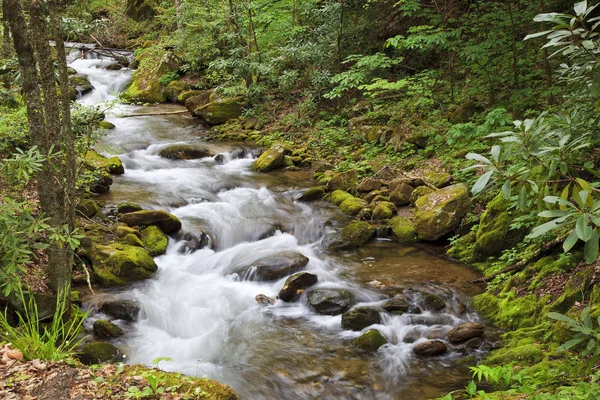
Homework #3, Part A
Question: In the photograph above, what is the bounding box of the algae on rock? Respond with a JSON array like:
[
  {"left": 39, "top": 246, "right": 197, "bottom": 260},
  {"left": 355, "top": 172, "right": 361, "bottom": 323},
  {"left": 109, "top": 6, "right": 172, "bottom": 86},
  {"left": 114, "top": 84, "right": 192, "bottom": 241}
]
[{"left": 414, "top": 183, "right": 470, "bottom": 241}]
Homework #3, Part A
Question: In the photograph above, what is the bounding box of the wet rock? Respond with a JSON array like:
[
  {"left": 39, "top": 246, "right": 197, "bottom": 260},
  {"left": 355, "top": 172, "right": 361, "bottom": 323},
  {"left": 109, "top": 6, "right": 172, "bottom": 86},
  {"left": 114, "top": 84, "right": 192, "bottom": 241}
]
[
  {"left": 116, "top": 225, "right": 139, "bottom": 238},
  {"left": 158, "top": 144, "right": 213, "bottom": 160},
  {"left": 214, "top": 154, "right": 225, "bottom": 164},
  {"left": 353, "top": 329, "right": 387, "bottom": 351},
  {"left": 278, "top": 272, "right": 318, "bottom": 302},
  {"left": 99, "top": 121, "right": 116, "bottom": 129},
  {"left": 99, "top": 300, "right": 141, "bottom": 321},
  {"left": 356, "top": 178, "right": 383, "bottom": 193},
  {"left": 255, "top": 294, "right": 276, "bottom": 306},
  {"left": 106, "top": 63, "right": 122, "bottom": 71},
  {"left": 184, "top": 91, "right": 212, "bottom": 114},
  {"left": 247, "top": 251, "right": 309, "bottom": 281},
  {"left": 307, "top": 289, "right": 355, "bottom": 315},
  {"left": 163, "top": 80, "right": 187, "bottom": 102},
  {"left": 372, "top": 203, "right": 394, "bottom": 220},
  {"left": 181, "top": 231, "right": 213, "bottom": 253},
  {"left": 69, "top": 74, "right": 94, "bottom": 95},
  {"left": 230, "top": 147, "right": 247, "bottom": 159},
  {"left": 79, "top": 342, "right": 122, "bottom": 365},
  {"left": 413, "top": 340, "right": 448, "bottom": 356},
  {"left": 76, "top": 199, "right": 101, "bottom": 218},
  {"left": 447, "top": 322, "right": 485, "bottom": 344},
  {"left": 93, "top": 320, "right": 125, "bottom": 338},
  {"left": 84, "top": 150, "right": 124, "bottom": 175},
  {"left": 140, "top": 225, "right": 168, "bottom": 256},
  {"left": 389, "top": 183, "right": 414, "bottom": 206},
  {"left": 339, "top": 197, "right": 368, "bottom": 216},
  {"left": 195, "top": 97, "right": 243, "bottom": 125},
  {"left": 330, "top": 190, "right": 353, "bottom": 206},
  {"left": 409, "top": 186, "right": 434, "bottom": 205},
  {"left": 252, "top": 143, "right": 286, "bottom": 172},
  {"left": 333, "top": 220, "right": 376, "bottom": 250},
  {"left": 327, "top": 169, "right": 358, "bottom": 192},
  {"left": 299, "top": 186, "right": 326, "bottom": 202},
  {"left": 120, "top": 210, "right": 182, "bottom": 235},
  {"left": 117, "top": 202, "right": 143, "bottom": 214},
  {"left": 382, "top": 297, "right": 410, "bottom": 315},
  {"left": 422, "top": 293, "right": 446, "bottom": 311},
  {"left": 91, "top": 243, "right": 157, "bottom": 286},
  {"left": 414, "top": 183, "right": 470, "bottom": 241},
  {"left": 341, "top": 307, "right": 381, "bottom": 331},
  {"left": 389, "top": 216, "right": 416, "bottom": 242}
]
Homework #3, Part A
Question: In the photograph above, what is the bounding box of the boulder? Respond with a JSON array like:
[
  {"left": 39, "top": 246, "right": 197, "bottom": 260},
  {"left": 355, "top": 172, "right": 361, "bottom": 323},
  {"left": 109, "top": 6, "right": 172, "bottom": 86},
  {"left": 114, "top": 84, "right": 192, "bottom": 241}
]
[
  {"left": 79, "top": 342, "right": 122, "bottom": 365},
  {"left": 185, "top": 91, "right": 212, "bottom": 114},
  {"left": 195, "top": 97, "right": 243, "bottom": 125},
  {"left": 158, "top": 144, "right": 213, "bottom": 160},
  {"left": 120, "top": 210, "right": 182, "bottom": 234},
  {"left": 117, "top": 202, "right": 143, "bottom": 214},
  {"left": 414, "top": 183, "right": 470, "bottom": 241},
  {"left": 76, "top": 199, "right": 101, "bottom": 218},
  {"left": 99, "top": 121, "right": 116, "bottom": 129},
  {"left": 99, "top": 299, "right": 141, "bottom": 321},
  {"left": 278, "top": 272, "right": 318, "bottom": 302},
  {"left": 84, "top": 151, "right": 124, "bottom": 175},
  {"left": 163, "top": 80, "right": 187, "bottom": 102},
  {"left": 327, "top": 169, "right": 358, "bottom": 192},
  {"left": 389, "top": 216, "right": 416, "bottom": 242},
  {"left": 93, "top": 320, "right": 125, "bottom": 338},
  {"left": 180, "top": 231, "right": 213, "bottom": 253},
  {"left": 341, "top": 307, "right": 381, "bottom": 331},
  {"left": 409, "top": 186, "right": 434, "bottom": 205},
  {"left": 339, "top": 197, "right": 368, "bottom": 216},
  {"left": 105, "top": 63, "right": 122, "bottom": 71},
  {"left": 140, "top": 225, "right": 168, "bottom": 256},
  {"left": 446, "top": 322, "right": 485, "bottom": 344},
  {"left": 121, "top": 52, "right": 180, "bottom": 103},
  {"left": 299, "top": 186, "right": 326, "bottom": 202},
  {"left": 307, "top": 288, "right": 355, "bottom": 315},
  {"left": 255, "top": 294, "right": 276, "bottom": 306},
  {"left": 116, "top": 225, "right": 139, "bottom": 238},
  {"left": 69, "top": 74, "right": 94, "bottom": 95},
  {"left": 353, "top": 329, "right": 388, "bottom": 351},
  {"left": 91, "top": 243, "right": 158, "bottom": 286},
  {"left": 426, "top": 171, "right": 454, "bottom": 188},
  {"left": 356, "top": 178, "right": 383, "bottom": 192},
  {"left": 389, "top": 183, "right": 414, "bottom": 206},
  {"left": 118, "top": 233, "right": 144, "bottom": 247},
  {"left": 382, "top": 297, "right": 411, "bottom": 315},
  {"left": 364, "top": 189, "right": 389, "bottom": 204},
  {"left": 372, "top": 203, "right": 394, "bottom": 220},
  {"left": 413, "top": 340, "right": 448, "bottom": 356},
  {"left": 333, "top": 221, "right": 376, "bottom": 250},
  {"left": 125, "top": 0, "right": 156, "bottom": 21},
  {"left": 246, "top": 251, "right": 309, "bottom": 281},
  {"left": 422, "top": 293, "right": 446, "bottom": 311},
  {"left": 330, "top": 190, "right": 353, "bottom": 206},
  {"left": 474, "top": 193, "right": 525, "bottom": 258},
  {"left": 252, "top": 143, "right": 286, "bottom": 172}
]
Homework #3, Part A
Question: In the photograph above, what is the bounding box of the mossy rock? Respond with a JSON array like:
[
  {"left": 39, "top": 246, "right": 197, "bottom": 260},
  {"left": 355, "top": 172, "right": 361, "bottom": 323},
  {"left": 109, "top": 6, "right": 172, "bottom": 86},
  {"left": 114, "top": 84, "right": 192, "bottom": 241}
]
[
  {"left": 336, "top": 220, "right": 376, "bottom": 249},
  {"left": 278, "top": 272, "right": 318, "bottom": 302},
  {"left": 121, "top": 52, "right": 180, "bottom": 104},
  {"left": 372, "top": 203, "right": 394, "bottom": 220},
  {"left": 99, "top": 121, "right": 116, "bottom": 130},
  {"left": 93, "top": 320, "right": 125, "bottom": 338},
  {"left": 449, "top": 101, "right": 480, "bottom": 124},
  {"left": 91, "top": 243, "right": 158, "bottom": 286},
  {"left": 195, "top": 97, "right": 243, "bottom": 125},
  {"left": 84, "top": 150, "right": 125, "bottom": 175},
  {"left": 178, "top": 90, "right": 207, "bottom": 104},
  {"left": 327, "top": 169, "right": 358, "bottom": 192},
  {"left": 414, "top": 183, "right": 470, "bottom": 241},
  {"left": 163, "top": 80, "right": 188, "bottom": 102},
  {"left": 447, "top": 231, "right": 476, "bottom": 262},
  {"left": 125, "top": 0, "right": 156, "bottom": 21},
  {"left": 473, "top": 292, "right": 542, "bottom": 330},
  {"left": 547, "top": 268, "right": 594, "bottom": 313},
  {"left": 299, "top": 186, "right": 326, "bottom": 202},
  {"left": 474, "top": 192, "right": 525, "bottom": 258},
  {"left": 252, "top": 143, "right": 286, "bottom": 172},
  {"left": 409, "top": 186, "right": 434, "bottom": 205},
  {"left": 99, "top": 300, "right": 140, "bottom": 321},
  {"left": 389, "top": 216, "right": 416, "bottom": 242},
  {"left": 79, "top": 341, "right": 122, "bottom": 365},
  {"left": 76, "top": 199, "right": 101, "bottom": 218},
  {"left": 364, "top": 189, "right": 389, "bottom": 204},
  {"left": 389, "top": 183, "right": 414, "bottom": 206},
  {"left": 486, "top": 343, "right": 544, "bottom": 366},
  {"left": 118, "top": 233, "right": 145, "bottom": 247},
  {"left": 120, "top": 210, "right": 182, "bottom": 234},
  {"left": 140, "top": 225, "right": 168, "bottom": 256},
  {"left": 69, "top": 74, "right": 94, "bottom": 95},
  {"left": 245, "top": 251, "right": 309, "bottom": 281},
  {"left": 105, "top": 63, "right": 122, "bottom": 71},
  {"left": 307, "top": 288, "right": 355, "bottom": 315},
  {"left": 117, "top": 202, "right": 143, "bottom": 214},
  {"left": 330, "top": 190, "right": 353, "bottom": 206},
  {"left": 422, "top": 293, "right": 446, "bottom": 311},
  {"left": 158, "top": 144, "right": 213, "bottom": 160},
  {"left": 425, "top": 171, "right": 454, "bottom": 188},
  {"left": 356, "top": 178, "right": 383, "bottom": 192},
  {"left": 339, "top": 197, "right": 368, "bottom": 216},
  {"left": 185, "top": 91, "right": 212, "bottom": 114},
  {"left": 341, "top": 307, "right": 382, "bottom": 331},
  {"left": 353, "top": 329, "right": 387, "bottom": 351}
]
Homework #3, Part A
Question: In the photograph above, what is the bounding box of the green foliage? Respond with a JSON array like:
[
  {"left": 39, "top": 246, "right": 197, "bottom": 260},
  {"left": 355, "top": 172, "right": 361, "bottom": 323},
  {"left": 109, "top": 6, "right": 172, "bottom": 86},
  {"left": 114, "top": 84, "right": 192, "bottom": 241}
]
[
  {"left": 0, "top": 105, "right": 29, "bottom": 154},
  {"left": 158, "top": 71, "right": 180, "bottom": 86},
  {"left": 0, "top": 288, "right": 88, "bottom": 361}
]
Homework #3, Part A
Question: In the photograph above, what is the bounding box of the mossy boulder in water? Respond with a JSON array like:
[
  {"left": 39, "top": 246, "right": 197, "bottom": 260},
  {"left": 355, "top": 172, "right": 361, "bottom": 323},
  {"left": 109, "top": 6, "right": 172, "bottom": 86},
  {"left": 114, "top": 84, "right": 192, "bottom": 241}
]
[
  {"left": 185, "top": 91, "right": 212, "bottom": 114},
  {"left": 246, "top": 251, "right": 309, "bottom": 281},
  {"left": 99, "top": 121, "right": 116, "bottom": 129},
  {"left": 91, "top": 243, "right": 158, "bottom": 286},
  {"left": 179, "top": 90, "right": 208, "bottom": 105},
  {"left": 195, "top": 97, "right": 243, "bottom": 125},
  {"left": 414, "top": 183, "right": 470, "bottom": 241},
  {"left": 122, "top": 52, "right": 180, "bottom": 103},
  {"left": 84, "top": 150, "right": 124, "bottom": 175},
  {"left": 252, "top": 143, "right": 286, "bottom": 172},
  {"left": 99, "top": 299, "right": 141, "bottom": 321},
  {"left": 118, "top": 233, "right": 144, "bottom": 247},
  {"left": 446, "top": 322, "right": 485, "bottom": 344},
  {"left": 382, "top": 297, "right": 410, "bottom": 315},
  {"left": 278, "top": 272, "right": 318, "bottom": 302},
  {"left": 93, "top": 320, "right": 125, "bottom": 338},
  {"left": 413, "top": 340, "right": 448, "bottom": 356},
  {"left": 307, "top": 288, "right": 355, "bottom": 315},
  {"left": 79, "top": 342, "right": 122, "bottom": 365},
  {"left": 372, "top": 203, "right": 394, "bottom": 220},
  {"left": 353, "top": 329, "right": 387, "bottom": 351},
  {"left": 389, "top": 216, "right": 416, "bottom": 242},
  {"left": 158, "top": 144, "right": 213, "bottom": 160},
  {"left": 327, "top": 169, "right": 358, "bottom": 191},
  {"left": 330, "top": 190, "right": 353, "bottom": 206},
  {"left": 140, "top": 225, "right": 168, "bottom": 256},
  {"left": 117, "top": 202, "right": 143, "bottom": 214},
  {"left": 69, "top": 74, "right": 94, "bottom": 96},
  {"left": 422, "top": 293, "right": 446, "bottom": 311},
  {"left": 299, "top": 186, "right": 326, "bottom": 202},
  {"left": 341, "top": 307, "right": 382, "bottom": 331},
  {"left": 329, "top": 220, "right": 376, "bottom": 250},
  {"left": 163, "top": 80, "right": 188, "bottom": 102},
  {"left": 339, "top": 197, "right": 368, "bottom": 216},
  {"left": 119, "top": 210, "right": 182, "bottom": 234}
]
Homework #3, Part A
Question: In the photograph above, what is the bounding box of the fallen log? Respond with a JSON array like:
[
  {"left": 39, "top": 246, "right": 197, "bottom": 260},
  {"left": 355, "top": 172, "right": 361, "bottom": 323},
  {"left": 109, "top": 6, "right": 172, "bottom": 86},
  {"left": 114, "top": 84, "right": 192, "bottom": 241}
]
[{"left": 119, "top": 110, "right": 189, "bottom": 118}]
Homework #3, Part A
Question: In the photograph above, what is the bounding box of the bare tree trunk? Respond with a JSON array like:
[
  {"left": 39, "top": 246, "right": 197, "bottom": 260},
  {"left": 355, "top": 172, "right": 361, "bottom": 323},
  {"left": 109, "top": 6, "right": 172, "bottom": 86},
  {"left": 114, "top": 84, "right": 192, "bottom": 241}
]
[
  {"left": 174, "top": 0, "right": 183, "bottom": 30},
  {"left": 4, "top": 0, "right": 75, "bottom": 296}
]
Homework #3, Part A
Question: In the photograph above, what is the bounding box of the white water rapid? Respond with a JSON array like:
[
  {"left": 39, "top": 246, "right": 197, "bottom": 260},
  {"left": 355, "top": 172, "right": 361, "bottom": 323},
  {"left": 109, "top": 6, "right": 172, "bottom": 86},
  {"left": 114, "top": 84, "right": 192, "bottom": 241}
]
[{"left": 71, "top": 51, "right": 488, "bottom": 400}]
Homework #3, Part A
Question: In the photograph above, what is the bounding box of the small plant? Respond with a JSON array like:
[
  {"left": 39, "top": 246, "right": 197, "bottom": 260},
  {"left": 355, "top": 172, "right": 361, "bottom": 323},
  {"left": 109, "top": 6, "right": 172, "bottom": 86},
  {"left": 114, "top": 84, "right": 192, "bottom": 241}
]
[
  {"left": 159, "top": 71, "right": 180, "bottom": 86},
  {"left": 547, "top": 307, "right": 600, "bottom": 373},
  {"left": 0, "top": 288, "right": 88, "bottom": 361}
]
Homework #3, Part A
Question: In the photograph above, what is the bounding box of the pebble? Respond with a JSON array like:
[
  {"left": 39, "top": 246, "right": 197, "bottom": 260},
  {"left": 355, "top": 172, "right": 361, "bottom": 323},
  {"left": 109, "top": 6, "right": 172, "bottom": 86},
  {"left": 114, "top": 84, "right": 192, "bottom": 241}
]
[{"left": 7, "top": 349, "right": 23, "bottom": 360}]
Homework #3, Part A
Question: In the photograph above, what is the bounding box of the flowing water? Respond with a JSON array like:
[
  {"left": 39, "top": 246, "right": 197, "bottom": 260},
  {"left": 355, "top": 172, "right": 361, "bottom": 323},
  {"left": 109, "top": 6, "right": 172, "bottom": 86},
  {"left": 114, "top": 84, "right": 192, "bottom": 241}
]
[{"left": 71, "top": 53, "right": 488, "bottom": 400}]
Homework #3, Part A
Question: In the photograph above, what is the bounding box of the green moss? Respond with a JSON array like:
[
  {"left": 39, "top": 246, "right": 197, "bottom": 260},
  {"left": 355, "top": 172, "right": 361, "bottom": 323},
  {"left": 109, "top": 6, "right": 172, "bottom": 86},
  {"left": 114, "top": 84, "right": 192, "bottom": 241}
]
[
  {"left": 93, "top": 319, "right": 125, "bottom": 338},
  {"left": 91, "top": 243, "right": 158, "bottom": 286},
  {"left": 474, "top": 292, "right": 542, "bottom": 330},
  {"left": 116, "top": 225, "right": 139, "bottom": 238},
  {"left": 339, "top": 220, "right": 376, "bottom": 249},
  {"left": 84, "top": 150, "right": 124, "bottom": 175},
  {"left": 163, "top": 80, "right": 187, "bottom": 102},
  {"left": 330, "top": 190, "right": 353, "bottom": 206},
  {"left": 99, "top": 121, "right": 116, "bottom": 130},
  {"left": 414, "top": 183, "right": 470, "bottom": 241},
  {"left": 372, "top": 203, "right": 393, "bottom": 220},
  {"left": 195, "top": 97, "right": 243, "bottom": 125},
  {"left": 327, "top": 169, "right": 358, "bottom": 192},
  {"left": 339, "top": 197, "right": 368, "bottom": 215},
  {"left": 117, "top": 202, "right": 143, "bottom": 214},
  {"left": 388, "top": 216, "right": 416, "bottom": 242},
  {"left": 474, "top": 193, "right": 525, "bottom": 258},
  {"left": 252, "top": 143, "right": 286, "bottom": 172},
  {"left": 177, "top": 90, "right": 206, "bottom": 104},
  {"left": 409, "top": 186, "right": 434, "bottom": 205},
  {"left": 547, "top": 268, "right": 594, "bottom": 313},
  {"left": 140, "top": 225, "right": 168, "bottom": 256},
  {"left": 447, "top": 231, "right": 476, "bottom": 262},
  {"left": 79, "top": 341, "right": 121, "bottom": 365},
  {"left": 76, "top": 199, "right": 101, "bottom": 218},
  {"left": 486, "top": 343, "right": 544, "bottom": 366},
  {"left": 353, "top": 329, "right": 388, "bottom": 351},
  {"left": 119, "top": 233, "right": 145, "bottom": 247}
]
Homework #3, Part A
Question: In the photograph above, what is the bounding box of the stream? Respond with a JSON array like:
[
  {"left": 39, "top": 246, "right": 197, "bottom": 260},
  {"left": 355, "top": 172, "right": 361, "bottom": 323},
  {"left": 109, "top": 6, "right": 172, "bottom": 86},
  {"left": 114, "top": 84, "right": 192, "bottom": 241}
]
[{"left": 70, "top": 54, "right": 487, "bottom": 400}]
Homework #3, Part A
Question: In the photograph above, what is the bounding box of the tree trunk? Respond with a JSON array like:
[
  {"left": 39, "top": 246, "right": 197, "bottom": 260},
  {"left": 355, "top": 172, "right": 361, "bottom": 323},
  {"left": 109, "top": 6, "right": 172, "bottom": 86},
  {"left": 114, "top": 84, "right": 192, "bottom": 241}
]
[
  {"left": 4, "top": 0, "right": 75, "bottom": 296},
  {"left": 174, "top": 0, "right": 183, "bottom": 30}
]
